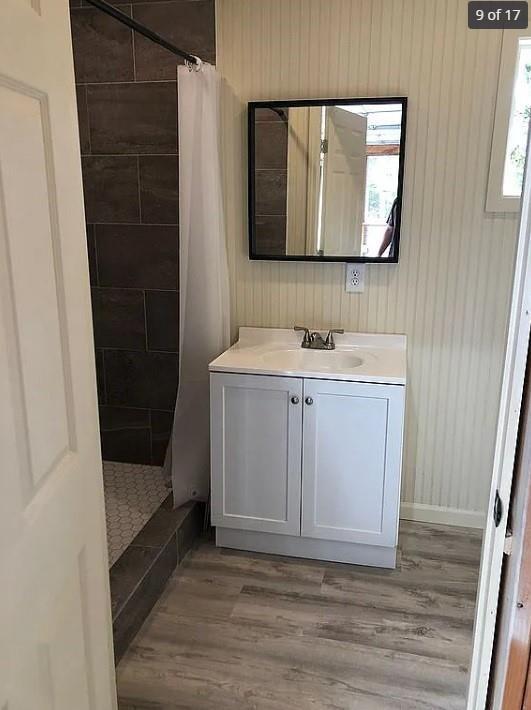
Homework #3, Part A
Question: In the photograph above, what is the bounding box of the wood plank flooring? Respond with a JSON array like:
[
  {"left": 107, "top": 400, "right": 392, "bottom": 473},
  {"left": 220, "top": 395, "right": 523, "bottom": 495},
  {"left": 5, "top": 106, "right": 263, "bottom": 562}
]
[{"left": 116, "top": 521, "right": 482, "bottom": 710}]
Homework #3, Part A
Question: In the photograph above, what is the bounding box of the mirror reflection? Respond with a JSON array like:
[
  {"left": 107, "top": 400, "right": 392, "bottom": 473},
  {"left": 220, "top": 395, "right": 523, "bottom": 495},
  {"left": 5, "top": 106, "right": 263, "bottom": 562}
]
[{"left": 249, "top": 98, "right": 407, "bottom": 261}]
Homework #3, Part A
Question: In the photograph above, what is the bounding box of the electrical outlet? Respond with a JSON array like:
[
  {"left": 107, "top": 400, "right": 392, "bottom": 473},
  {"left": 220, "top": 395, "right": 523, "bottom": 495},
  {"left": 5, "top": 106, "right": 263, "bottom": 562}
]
[{"left": 345, "top": 263, "right": 365, "bottom": 293}]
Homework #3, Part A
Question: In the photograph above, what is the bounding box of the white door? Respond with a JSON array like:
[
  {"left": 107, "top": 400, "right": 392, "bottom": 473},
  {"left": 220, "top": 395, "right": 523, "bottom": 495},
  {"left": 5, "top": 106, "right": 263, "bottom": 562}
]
[
  {"left": 0, "top": 2, "right": 116, "bottom": 709},
  {"left": 321, "top": 107, "right": 367, "bottom": 255},
  {"left": 211, "top": 373, "right": 303, "bottom": 535},
  {"left": 301, "top": 379, "right": 405, "bottom": 547}
]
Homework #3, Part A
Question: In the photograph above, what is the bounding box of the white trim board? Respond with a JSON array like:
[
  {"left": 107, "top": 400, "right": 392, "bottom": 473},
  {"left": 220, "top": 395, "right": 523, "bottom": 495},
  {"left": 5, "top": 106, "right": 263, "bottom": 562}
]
[
  {"left": 467, "top": 123, "right": 531, "bottom": 710},
  {"left": 400, "top": 503, "right": 486, "bottom": 530}
]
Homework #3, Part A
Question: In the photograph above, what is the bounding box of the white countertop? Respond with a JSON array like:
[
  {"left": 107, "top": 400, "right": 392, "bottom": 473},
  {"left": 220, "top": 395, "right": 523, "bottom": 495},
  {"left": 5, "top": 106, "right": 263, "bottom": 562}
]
[{"left": 209, "top": 327, "right": 407, "bottom": 385}]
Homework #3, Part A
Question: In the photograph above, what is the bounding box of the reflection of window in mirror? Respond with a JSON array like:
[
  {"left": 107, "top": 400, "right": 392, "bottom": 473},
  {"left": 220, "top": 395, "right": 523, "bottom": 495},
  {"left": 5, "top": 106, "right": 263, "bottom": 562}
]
[{"left": 487, "top": 32, "right": 531, "bottom": 212}]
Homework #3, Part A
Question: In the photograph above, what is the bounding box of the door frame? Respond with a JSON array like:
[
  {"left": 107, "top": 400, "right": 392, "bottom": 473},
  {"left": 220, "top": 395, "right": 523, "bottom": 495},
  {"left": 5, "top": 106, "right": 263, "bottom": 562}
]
[
  {"left": 489, "top": 342, "right": 531, "bottom": 707},
  {"left": 467, "top": 129, "right": 531, "bottom": 709}
]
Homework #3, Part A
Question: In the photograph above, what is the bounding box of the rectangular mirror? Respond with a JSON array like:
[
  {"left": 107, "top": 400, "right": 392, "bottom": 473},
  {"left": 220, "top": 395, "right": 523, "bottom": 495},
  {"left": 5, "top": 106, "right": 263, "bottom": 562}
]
[{"left": 248, "top": 97, "right": 407, "bottom": 262}]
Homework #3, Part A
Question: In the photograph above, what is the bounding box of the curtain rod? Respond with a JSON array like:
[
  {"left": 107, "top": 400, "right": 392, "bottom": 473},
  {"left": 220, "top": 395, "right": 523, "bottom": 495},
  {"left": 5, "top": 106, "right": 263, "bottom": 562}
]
[{"left": 84, "top": 0, "right": 200, "bottom": 66}]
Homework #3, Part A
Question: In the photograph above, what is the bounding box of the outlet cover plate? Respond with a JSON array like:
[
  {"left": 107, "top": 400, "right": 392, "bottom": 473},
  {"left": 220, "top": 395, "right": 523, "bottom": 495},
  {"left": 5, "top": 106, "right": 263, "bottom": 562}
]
[{"left": 345, "top": 263, "right": 365, "bottom": 293}]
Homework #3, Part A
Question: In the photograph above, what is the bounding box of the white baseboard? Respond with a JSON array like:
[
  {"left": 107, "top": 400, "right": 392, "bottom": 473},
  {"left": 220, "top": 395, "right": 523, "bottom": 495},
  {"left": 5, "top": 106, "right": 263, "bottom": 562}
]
[{"left": 400, "top": 502, "right": 486, "bottom": 529}]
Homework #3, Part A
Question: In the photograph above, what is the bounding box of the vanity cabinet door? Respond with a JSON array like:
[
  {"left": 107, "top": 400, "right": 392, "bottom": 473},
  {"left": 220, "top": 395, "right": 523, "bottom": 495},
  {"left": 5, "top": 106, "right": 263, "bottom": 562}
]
[
  {"left": 301, "top": 379, "right": 405, "bottom": 547},
  {"left": 211, "top": 373, "right": 303, "bottom": 535}
]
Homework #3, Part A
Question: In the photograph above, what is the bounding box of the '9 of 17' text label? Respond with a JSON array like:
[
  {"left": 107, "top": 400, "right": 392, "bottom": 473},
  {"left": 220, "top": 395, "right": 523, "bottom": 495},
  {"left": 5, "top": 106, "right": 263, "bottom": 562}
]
[{"left": 468, "top": 1, "right": 528, "bottom": 27}]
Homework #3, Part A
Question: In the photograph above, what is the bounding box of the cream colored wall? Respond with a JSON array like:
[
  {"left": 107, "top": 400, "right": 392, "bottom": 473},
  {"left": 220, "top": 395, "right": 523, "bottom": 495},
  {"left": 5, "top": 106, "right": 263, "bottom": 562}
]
[{"left": 216, "top": 0, "right": 520, "bottom": 527}]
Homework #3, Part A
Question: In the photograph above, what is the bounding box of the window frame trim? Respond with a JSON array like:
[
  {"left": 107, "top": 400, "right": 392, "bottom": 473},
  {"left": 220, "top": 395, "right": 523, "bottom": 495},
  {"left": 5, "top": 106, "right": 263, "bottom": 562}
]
[{"left": 486, "top": 30, "right": 530, "bottom": 213}]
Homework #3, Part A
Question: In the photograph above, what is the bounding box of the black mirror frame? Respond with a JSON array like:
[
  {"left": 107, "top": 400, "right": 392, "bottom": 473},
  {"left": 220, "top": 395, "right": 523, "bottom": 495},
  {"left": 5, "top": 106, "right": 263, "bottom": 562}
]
[{"left": 248, "top": 96, "right": 408, "bottom": 263}]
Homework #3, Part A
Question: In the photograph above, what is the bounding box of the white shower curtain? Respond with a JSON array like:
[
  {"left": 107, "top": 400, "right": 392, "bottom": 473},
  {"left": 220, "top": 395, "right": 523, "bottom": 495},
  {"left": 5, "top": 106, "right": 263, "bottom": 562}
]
[{"left": 169, "top": 63, "right": 230, "bottom": 507}]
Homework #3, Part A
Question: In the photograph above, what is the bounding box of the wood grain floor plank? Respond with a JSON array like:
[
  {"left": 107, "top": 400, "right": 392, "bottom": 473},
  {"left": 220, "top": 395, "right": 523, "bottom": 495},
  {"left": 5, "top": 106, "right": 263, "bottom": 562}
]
[
  {"left": 117, "top": 521, "right": 481, "bottom": 710},
  {"left": 183, "top": 543, "right": 326, "bottom": 592},
  {"left": 118, "top": 616, "right": 467, "bottom": 709},
  {"left": 398, "top": 521, "right": 483, "bottom": 564},
  {"left": 233, "top": 583, "right": 474, "bottom": 664},
  {"left": 320, "top": 571, "right": 477, "bottom": 622}
]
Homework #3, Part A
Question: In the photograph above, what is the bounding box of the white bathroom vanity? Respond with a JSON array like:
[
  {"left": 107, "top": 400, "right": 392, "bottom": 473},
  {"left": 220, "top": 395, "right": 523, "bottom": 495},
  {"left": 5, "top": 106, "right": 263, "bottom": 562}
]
[{"left": 209, "top": 327, "right": 406, "bottom": 568}]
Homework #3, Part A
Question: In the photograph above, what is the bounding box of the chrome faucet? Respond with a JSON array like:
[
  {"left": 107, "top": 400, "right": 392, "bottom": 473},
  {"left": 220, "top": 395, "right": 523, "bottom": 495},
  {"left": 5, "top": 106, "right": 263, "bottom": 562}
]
[{"left": 294, "top": 326, "right": 344, "bottom": 350}]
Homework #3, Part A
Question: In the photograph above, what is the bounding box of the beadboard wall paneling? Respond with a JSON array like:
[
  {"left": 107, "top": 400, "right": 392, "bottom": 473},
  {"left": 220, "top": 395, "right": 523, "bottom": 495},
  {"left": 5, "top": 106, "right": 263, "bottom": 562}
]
[{"left": 216, "top": 0, "right": 520, "bottom": 526}]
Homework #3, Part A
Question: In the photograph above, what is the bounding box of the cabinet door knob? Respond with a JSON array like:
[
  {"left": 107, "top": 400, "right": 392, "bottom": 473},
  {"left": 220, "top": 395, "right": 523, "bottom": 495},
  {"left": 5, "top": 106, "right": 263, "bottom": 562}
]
[
  {"left": 305, "top": 396, "right": 314, "bottom": 405},
  {"left": 290, "top": 396, "right": 299, "bottom": 405}
]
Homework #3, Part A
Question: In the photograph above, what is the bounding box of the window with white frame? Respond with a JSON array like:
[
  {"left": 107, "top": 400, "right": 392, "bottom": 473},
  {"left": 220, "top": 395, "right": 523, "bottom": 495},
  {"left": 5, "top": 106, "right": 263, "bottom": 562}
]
[{"left": 486, "top": 32, "right": 531, "bottom": 212}]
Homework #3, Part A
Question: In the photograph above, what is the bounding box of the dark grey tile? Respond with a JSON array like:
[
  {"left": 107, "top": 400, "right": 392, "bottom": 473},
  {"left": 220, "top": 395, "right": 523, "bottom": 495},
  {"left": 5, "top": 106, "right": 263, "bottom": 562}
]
[
  {"left": 100, "top": 404, "right": 150, "bottom": 431},
  {"left": 112, "top": 541, "right": 178, "bottom": 662},
  {"left": 91, "top": 287, "right": 146, "bottom": 349},
  {"left": 70, "top": 7, "right": 134, "bottom": 83},
  {"left": 255, "top": 170, "right": 287, "bottom": 215},
  {"left": 95, "top": 348, "right": 106, "bottom": 404},
  {"left": 255, "top": 107, "right": 289, "bottom": 122},
  {"left": 96, "top": 348, "right": 107, "bottom": 406},
  {"left": 133, "top": 1, "right": 215, "bottom": 81},
  {"left": 110, "top": 544, "right": 159, "bottom": 616},
  {"left": 86, "top": 224, "right": 98, "bottom": 285},
  {"left": 82, "top": 156, "right": 140, "bottom": 224},
  {"left": 104, "top": 349, "right": 178, "bottom": 409},
  {"left": 87, "top": 82, "right": 177, "bottom": 154},
  {"left": 100, "top": 405, "right": 151, "bottom": 464},
  {"left": 76, "top": 84, "right": 91, "bottom": 154},
  {"left": 132, "top": 494, "right": 181, "bottom": 548},
  {"left": 145, "top": 290, "right": 179, "bottom": 352},
  {"left": 161, "top": 494, "right": 174, "bottom": 511},
  {"left": 254, "top": 122, "right": 288, "bottom": 169},
  {"left": 139, "top": 156, "right": 179, "bottom": 224},
  {"left": 101, "top": 427, "right": 151, "bottom": 464},
  {"left": 95, "top": 224, "right": 178, "bottom": 289},
  {"left": 254, "top": 215, "right": 287, "bottom": 256},
  {"left": 150, "top": 410, "right": 173, "bottom": 465},
  {"left": 177, "top": 501, "right": 204, "bottom": 559}
]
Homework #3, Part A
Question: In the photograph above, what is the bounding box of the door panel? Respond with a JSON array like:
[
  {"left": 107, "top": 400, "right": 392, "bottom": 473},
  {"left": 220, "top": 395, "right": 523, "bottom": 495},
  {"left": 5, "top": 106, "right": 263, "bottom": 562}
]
[
  {"left": 0, "top": 81, "right": 73, "bottom": 495},
  {"left": 321, "top": 107, "right": 367, "bottom": 255},
  {"left": 302, "top": 379, "right": 404, "bottom": 547},
  {"left": 211, "top": 373, "right": 303, "bottom": 535},
  {"left": 0, "top": 1, "right": 116, "bottom": 708}
]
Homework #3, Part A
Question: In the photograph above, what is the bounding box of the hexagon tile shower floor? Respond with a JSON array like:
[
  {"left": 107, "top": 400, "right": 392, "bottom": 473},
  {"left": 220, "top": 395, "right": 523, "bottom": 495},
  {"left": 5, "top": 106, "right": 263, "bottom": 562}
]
[{"left": 103, "top": 461, "right": 169, "bottom": 566}]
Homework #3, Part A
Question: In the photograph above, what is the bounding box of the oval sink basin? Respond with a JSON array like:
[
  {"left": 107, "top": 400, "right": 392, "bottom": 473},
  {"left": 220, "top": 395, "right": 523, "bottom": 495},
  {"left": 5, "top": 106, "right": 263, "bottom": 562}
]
[{"left": 260, "top": 348, "right": 364, "bottom": 371}]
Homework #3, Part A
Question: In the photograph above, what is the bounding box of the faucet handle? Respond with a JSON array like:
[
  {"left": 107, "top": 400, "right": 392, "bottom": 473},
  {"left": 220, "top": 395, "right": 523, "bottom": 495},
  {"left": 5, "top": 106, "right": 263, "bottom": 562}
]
[
  {"left": 294, "top": 325, "right": 311, "bottom": 346},
  {"left": 325, "top": 328, "right": 344, "bottom": 348}
]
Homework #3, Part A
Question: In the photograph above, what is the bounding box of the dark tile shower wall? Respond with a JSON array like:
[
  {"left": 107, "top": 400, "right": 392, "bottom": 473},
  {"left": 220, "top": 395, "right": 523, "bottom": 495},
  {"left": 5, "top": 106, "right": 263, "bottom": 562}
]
[{"left": 70, "top": 0, "right": 215, "bottom": 465}]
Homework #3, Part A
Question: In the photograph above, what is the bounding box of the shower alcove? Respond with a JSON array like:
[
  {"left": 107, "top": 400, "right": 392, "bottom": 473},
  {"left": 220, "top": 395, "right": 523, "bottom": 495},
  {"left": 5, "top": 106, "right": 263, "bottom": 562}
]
[{"left": 69, "top": 0, "right": 215, "bottom": 660}]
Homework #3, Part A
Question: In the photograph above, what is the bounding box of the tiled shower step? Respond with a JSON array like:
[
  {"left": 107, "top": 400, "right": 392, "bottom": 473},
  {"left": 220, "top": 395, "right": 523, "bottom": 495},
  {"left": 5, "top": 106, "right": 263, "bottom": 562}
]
[{"left": 110, "top": 494, "right": 204, "bottom": 663}]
